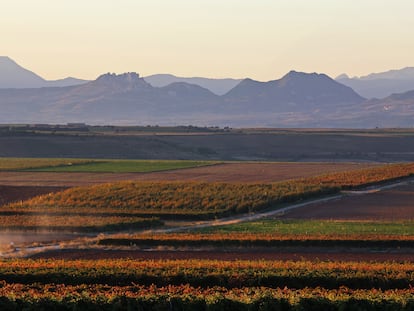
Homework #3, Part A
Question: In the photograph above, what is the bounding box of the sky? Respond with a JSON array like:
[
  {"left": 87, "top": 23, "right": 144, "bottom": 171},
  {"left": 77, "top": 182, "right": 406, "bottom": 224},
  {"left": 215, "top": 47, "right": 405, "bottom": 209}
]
[{"left": 2, "top": 0, "right": 414, "bottom": 81}]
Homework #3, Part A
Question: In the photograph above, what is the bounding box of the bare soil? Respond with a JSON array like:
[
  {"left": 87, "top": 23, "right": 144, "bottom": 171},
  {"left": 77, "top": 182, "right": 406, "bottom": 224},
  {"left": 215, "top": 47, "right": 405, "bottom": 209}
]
[
  {"left": 126, "top": 162, "right": 377, "bottom": 183},
  {"left": 0, "top": 162, "right": 375, "bottom": 187},
  {"left": 0, "top": 163, "right": 375, "bottom": 207},
  {"left": 282, "top": 184, "right": 414, "bottom": 221},
  {"left": 0, "top": 185, "right": 66, "bottom": 205},
  {"left": 29, "top": 249, "right": 414, "bottom": 262}
]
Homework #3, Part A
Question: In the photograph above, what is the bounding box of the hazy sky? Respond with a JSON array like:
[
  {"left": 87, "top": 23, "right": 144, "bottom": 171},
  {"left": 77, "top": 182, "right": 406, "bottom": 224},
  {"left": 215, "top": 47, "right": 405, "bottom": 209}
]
[{"left": 2, "top": 0, "right": 414, "bottom": 81}]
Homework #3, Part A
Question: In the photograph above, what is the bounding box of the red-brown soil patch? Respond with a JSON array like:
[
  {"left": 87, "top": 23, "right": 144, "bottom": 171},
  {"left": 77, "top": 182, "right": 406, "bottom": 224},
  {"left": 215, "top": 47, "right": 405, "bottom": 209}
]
[
  {"left": 0, "top": 185, "right": 66, "bottom": 206},
  {"left": 130, "top": 162, "right": 377, "bottom": 183},
  {"left": 0, "top": 172, "right": 145, "bottom": 187},
  {"left": 0, "top": 162, "right": 377, "bottom": 187},
  {"left": 282, "top": 184, "right": 414, "bottom": 221},
  {"left": 30, "top": 249, "right": 414, "bottom": 262}
]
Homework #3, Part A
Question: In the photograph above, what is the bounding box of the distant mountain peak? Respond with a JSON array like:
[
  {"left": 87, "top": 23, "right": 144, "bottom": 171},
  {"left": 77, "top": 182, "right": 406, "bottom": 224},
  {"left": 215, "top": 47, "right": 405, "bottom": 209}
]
[
  {"left": 335, "top": 67, "right": 414, "bottom": 98},
  {"left": 281, "top": 70, "right": 328, "bottom": 80},
  {"left": 239, "top": 77, "right": 261, "bottom": 85},
  {"left": 336, "top": 73, "right": 350, "bottom": 80},
  {"left": 144, "top": 73, "right": 242, "bottom": 95},
  {"left": 93, "top": 72, "right": 150, "bottom": 91},
  {"left": 277, "top": 71, "right": 332, "bottom": 88},
  {"left": 0, "top": 56, "right": 88, "bottom": 88},
  {"left": 97, "top": 72, "right": 140, "bottom": 82},
  {"left": 0, "top": 56, "right": 13, "bottom": 63},
  {"left": 225, "top": 70, "right": 365, "bottom": 106}
]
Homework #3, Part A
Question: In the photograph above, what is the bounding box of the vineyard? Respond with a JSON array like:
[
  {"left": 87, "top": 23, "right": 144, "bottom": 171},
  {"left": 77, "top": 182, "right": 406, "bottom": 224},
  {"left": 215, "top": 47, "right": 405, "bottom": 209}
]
[
  {"left": 5, "top": 163, "right": 414, "bottom": 222},
  {"left": 1, "top": 162, "right": 414, "bottom": 309},
  {"left": 0, "top": 259, "right": 413, "bottom": 310},
  {"left": 97, "top": 230, "right": 414, "bottom": 249}
]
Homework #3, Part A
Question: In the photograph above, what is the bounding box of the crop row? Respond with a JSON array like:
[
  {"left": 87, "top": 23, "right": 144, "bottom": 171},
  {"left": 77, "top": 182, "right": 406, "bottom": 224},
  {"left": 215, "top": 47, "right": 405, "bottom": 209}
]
[
  {"left": 0, "top": 283, "right": 413, "bottom": 310},
  {"left": 7, "top": 163, "right": 414, "bottom": 219},
  {"left": 197, "top": 219, "right": 414, "bottom": 235},
  {"left": 97, "top": 233, "right": 414, "bottom": 249},
  {"left": 1, "top": 259, "right": 413, "bottom": 289}
]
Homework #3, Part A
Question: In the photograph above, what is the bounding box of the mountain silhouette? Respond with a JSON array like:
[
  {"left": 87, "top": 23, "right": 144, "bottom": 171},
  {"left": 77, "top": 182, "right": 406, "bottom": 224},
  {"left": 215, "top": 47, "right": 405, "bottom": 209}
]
[
  {"left": 2, "top": 64, "right": 414, "bottom": 127},
  {"left": 337, "top": 67, "right": 414, "bottom": 99},
  {"left": 224, "top": 71, "right": 365, "bottom": 112},
  {"left": 0, "top": 56, "right": 87, "bottom": 88},
  {"left": 144, "top": 74, "right": 241, "bottom": 95}
]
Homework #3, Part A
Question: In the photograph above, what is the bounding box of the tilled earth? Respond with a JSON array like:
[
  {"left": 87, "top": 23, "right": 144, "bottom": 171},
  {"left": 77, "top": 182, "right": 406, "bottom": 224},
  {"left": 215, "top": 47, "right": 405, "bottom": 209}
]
[
  {"left": 282, "top": 184, "right": 414, "bottom": 221},
  {"left": 0, "top": 185, "right": 66, "bottom": 206}
]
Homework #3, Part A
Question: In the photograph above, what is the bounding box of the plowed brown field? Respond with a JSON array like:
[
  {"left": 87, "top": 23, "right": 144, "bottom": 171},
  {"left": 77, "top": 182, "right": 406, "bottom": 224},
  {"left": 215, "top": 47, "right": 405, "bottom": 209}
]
[
  {"left": 282, "top": 184, "right": 414, "bottom": 221},
  {"left": 0, "top": 162, "right": 375, "bottom": 206},
  {"left": 0, "top": 162, "right": 375, "bottom": 186},
  {"left": 29, "top": 249, "right": 414, "bottom": 262},
  {"left": 0, "top": 185, "right": 66, "bottom": 206}
]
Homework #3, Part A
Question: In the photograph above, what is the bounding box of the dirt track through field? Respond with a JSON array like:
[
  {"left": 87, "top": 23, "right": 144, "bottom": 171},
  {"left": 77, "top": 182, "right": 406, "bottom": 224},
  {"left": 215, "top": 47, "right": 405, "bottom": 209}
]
[{"left": 282, "top": 183, "right": 414, "bottom": 221}]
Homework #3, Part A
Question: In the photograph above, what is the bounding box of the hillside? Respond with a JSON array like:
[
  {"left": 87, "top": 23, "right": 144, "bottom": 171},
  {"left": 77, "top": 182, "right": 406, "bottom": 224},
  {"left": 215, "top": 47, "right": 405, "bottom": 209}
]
[
  {"left": 0, "top": 70, "right": 372, "bottom": 127},
  {"left": 144, "top": 74, "right": 241, "bottom": 95},
  {"left": 2, "top": 128, "right": 414, "bottom": 162},
  {"left": 337, "top": 67, "right": 414, "bottom": 99},
  {"left": 2, "top": 57, "right": 414, "bottom": 127},
  {"left": 0, "top": 56, "right": 87, "bottom": 88}
]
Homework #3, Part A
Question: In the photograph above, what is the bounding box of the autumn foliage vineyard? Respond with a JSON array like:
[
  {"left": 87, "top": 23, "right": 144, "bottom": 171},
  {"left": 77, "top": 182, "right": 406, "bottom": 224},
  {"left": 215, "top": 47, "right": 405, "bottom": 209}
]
[
  {"left": 0, "top": 259, "right": 413, "bottom": 310},
  {"left": 2, "top": 163, "right": 414, "bottom": 309},
  {"left": 6, "top": 163, "right": 414, "bottom": 221}
]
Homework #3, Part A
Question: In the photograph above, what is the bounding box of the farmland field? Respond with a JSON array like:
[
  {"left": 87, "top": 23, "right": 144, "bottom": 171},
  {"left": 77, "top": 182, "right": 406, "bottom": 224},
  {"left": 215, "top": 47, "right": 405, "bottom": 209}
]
[
  {"left": 281, "top": 183, "right": 414, "bottom": 221},
  {"left": 0, "top": 185, "right": 66, "bottom": 206},
  {"left": 0, "top": 259, "right": 412, "bottom": 310},
  {"left": 1, "top": 157, "right": 414, "bottom": 309},
  {"left": 24, "top": 159, "right": 216, "bottom": 173},
  {"left": 0, "top": 157, "right": 215, "bottom": 173},
  {"left": 3, "top": 128, "right": 414, "bottom": 162},
  {"left": 1, "top": 163, "right": 414, "bottom": 233},
  {"left": 30, "top": 249, "right": 414, "bottom": 262},
  {"left": 0, "top": 162, "right": 378, "bottom": 187}
]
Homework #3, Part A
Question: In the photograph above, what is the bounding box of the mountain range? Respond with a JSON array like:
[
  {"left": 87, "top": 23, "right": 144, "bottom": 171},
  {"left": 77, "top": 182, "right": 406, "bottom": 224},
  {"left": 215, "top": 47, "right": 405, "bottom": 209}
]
[
  {"left": 336, "top": 67, "right": 414, "bottom": 99},
  {"left": 143, "top": 74, "right": 241, "bottom": 96},
  {"left": 1, "top": 57, "right": 414, "bottom": 128},
  {"left": 0, "top": 56, "right": 87, "bottom": 88}
]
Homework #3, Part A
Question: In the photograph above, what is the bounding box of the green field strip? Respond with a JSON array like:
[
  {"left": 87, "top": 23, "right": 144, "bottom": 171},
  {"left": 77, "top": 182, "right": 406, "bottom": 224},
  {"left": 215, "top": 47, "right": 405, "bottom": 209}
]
[
  {"left": 0, "top": 157, "right": 97, "bottom": 171},
  {"left": 22, "top": 159, "right": 217, "bottom": 173},
  {"left": 197, "top": 220, "right": 414, "bottom": 235}
]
